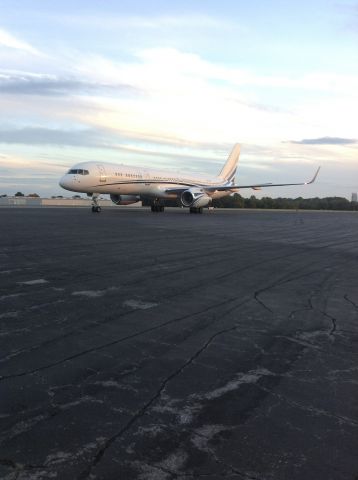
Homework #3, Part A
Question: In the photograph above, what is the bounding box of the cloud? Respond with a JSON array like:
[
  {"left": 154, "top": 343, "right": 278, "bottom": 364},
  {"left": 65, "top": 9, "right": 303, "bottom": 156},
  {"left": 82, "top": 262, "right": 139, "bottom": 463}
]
[
  {"left": 70, "top": 48, "right": 358, "bottom": 148},
  {"left": 0, "top": 125, "right": 224, "bottom": 165},
  {"left": 127, "top": 49, "right": 358, "bottom": 95},
  {"left": 0, "top": 71, "right": 139, "bottom": 96},
  {"left": 0, "top": 74, "right": 85, "bottom": 96},
  {"left": 290, "top": 137, "right": 357, "bottom": 145},
  {"left": 0, "top": 28, "right": 42, "bottom": 56},
  {"left": 70, "top": 49, "right": 296, "bottom": 145},
  {"left": 0, "top": 45, "right": 357, "bottom": 186},
  {"left": 0, "top": 47, "right": 355, "bottom": 157},
  {"left": 0, "top": 126, "right": 114, "bottom": 147}
]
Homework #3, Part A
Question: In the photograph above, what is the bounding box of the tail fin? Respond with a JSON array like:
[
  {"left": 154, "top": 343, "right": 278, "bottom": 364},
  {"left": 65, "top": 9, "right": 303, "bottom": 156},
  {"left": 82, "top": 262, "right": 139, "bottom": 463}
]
[{"left": 219, "top": 143, "right": 240, "bottom": 184}]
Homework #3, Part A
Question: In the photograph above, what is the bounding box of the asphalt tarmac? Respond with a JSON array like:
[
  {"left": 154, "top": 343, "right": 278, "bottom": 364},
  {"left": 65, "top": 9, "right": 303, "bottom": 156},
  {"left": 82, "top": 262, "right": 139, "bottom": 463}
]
[{"left": 1, "top": 207, "right": 358, "bottom": 480}]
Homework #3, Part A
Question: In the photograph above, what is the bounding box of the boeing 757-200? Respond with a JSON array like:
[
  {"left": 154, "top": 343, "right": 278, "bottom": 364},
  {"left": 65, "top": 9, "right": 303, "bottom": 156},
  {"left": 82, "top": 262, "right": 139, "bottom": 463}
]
[{"left": 59, "top": 144, "right": 320, "bottom": 213}]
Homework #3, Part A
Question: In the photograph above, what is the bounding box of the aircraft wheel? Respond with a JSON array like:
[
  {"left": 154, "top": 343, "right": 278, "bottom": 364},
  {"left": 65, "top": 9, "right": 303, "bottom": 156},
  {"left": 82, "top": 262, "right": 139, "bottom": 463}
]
[{"left": 151, "top": 204, "right": 164, "bottom": 212}]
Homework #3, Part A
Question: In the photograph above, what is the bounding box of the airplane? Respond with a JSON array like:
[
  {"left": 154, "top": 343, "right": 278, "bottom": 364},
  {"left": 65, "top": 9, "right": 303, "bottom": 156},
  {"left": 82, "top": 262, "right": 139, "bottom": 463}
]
[{"left": 59, "top": 144, "right": 320, "bottom": 213}]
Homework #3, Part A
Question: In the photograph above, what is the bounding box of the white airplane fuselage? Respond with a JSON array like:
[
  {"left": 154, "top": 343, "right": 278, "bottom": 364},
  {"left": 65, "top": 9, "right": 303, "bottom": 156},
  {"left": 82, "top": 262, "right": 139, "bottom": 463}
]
[{"left": 59, "top": 162, "right": 230, "bottom": 200}]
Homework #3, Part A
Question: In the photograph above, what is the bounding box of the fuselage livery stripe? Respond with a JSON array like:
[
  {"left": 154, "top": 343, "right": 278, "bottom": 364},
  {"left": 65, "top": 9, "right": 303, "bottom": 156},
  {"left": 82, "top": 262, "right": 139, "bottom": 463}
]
[{"left": 90, "top": 181, "right": 206, "bottom": 188}]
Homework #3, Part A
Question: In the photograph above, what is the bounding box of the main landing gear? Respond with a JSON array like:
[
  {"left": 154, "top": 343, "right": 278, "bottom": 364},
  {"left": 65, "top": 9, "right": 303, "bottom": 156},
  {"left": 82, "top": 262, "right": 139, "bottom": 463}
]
[
  {"left": 151, "top": 205, "right": 165, "bottom": 212},
  {"left": 189, "top": 207, "right": 203, "bottom": 214},
  {"left": 91, "top": 194, "right": 101, "bottom": 213},
  {"left": 151, "top": 199, "right": 165, "bottom": 212}
]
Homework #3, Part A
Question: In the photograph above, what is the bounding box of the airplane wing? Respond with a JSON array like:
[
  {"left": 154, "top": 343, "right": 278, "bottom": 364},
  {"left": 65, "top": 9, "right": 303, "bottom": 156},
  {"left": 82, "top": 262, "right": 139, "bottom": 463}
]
[{"left": 203, "top": 167, "right": 321, "bottom": 192}]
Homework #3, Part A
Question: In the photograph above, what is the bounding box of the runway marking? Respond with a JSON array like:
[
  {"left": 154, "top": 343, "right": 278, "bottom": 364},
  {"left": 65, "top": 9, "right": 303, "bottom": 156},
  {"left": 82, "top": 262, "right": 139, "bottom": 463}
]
[
  {"left": 0, "top": 311, "right": 18, "bottom": 319},
  {"left": 1, "top": 268, "right": 26, "bottom": 274},
  {"left": 123, "top": 299, "right": 158, "bottom": 310},
  {"left": 18, "top": 279, "right": 48, "bottom": 285},
  {"left": 202, "top": 368, "right": 275, "bottom": 400},
  {"left": 94, "top": 380, "right": 123, "bottom": 388},
  {"left": 72, "top": 290, "right": 105, "bottom": 298},
  {"left": 72, "top": 287, "right": 120, "bottom": 298},
  {"left": 0, "top": 293, "right": 24, "bottom": 301}
]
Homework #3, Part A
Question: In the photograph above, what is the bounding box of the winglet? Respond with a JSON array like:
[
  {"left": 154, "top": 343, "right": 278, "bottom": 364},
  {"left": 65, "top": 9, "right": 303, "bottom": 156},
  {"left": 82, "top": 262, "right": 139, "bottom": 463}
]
[{"left": 306, "top": 166, "right": 321, "bottom": 184}]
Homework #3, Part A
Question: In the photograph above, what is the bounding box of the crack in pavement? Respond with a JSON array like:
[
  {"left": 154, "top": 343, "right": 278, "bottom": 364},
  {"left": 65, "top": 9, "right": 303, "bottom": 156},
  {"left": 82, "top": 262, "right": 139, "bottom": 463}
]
[
  {"left": 344, "top": 294, "right": 358, "bottom": 311},
  {"left": 1, "top": 255, "right": 344, "bottom": 464},
  {"left": 0, "top": 457, "right": 47, "bottom": 479},
  {"left": 254, "top": 255, "right": 346, "bottom": 316},
  {"left": 254, "top": 266, "right": 323, "bottom": 313},
  {"left": 0, "top": 246, "right": 315, "bottom": 365},
  {"left": 0, "top": 295, "right": 251, "bottom": 382},
  {"left": 256, "top": 384, "right": 358, "bottom": 428},
  {"left": 187, "top": 429, "right": 263, "bottom": 480},
  {"left": 2, "top": 214, "right": 358, "bottom": 478},
  {"left": 136, "top": 461, "right": 218, "bottom": 478},
  {"left": 319, "top": 310, "right": 337, "bottom": 336},
  {"left": 77, "top": 300, "right": 252, "bottom": 480}
]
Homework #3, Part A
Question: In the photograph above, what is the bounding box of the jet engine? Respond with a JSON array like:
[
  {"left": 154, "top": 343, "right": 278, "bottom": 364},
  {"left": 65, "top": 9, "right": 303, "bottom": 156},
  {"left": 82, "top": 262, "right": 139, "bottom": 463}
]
[
  {"left": 110, "top": 194, "right": 140, "bottom": 205},
  {"left": 180, "top": 188, "right": 211, "bottom": 208}
]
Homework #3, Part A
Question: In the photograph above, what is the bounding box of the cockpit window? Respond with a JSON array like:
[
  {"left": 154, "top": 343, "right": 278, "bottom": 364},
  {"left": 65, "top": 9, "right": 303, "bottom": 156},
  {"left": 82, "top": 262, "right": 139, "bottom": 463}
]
[{"left": 67, "top": 169, "right": 89, "bottom": 175}]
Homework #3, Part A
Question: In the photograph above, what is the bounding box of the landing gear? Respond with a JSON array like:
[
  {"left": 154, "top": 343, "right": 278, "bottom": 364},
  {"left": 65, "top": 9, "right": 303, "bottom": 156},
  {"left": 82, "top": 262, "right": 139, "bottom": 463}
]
[
  {"left": 91, "top": 194, "right": 101, "bottom": 213},
  {"left": 189, "top": 207, "right": 203, "bottom": 214},
  {"left": 151, "top": 199, "right": 165, "bottom": 212},
  {"left": 151, "top": 205, "right": 164, "bottom": 212}
]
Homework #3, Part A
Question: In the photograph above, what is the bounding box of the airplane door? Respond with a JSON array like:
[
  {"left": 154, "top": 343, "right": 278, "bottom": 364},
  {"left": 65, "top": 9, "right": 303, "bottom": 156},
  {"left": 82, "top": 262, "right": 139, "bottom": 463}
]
[{"left": 97, "top": 164, "right": 107, "bottom": 183}]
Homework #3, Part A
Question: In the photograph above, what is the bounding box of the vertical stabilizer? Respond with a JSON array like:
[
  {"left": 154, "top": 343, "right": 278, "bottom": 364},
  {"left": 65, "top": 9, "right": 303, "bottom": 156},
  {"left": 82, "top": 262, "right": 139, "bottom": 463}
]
[{"left": 219, "top": 144, "right": 240, "bottom": 184}]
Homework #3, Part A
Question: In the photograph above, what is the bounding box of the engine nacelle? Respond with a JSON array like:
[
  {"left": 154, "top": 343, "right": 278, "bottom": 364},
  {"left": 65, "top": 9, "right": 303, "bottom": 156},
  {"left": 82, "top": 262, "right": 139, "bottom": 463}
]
[
  {"left": 181, "top": 188, "right": 211, "bottom": 208},
  {"left": 110, "top": 194, "right": 140, "bottom": 205}
]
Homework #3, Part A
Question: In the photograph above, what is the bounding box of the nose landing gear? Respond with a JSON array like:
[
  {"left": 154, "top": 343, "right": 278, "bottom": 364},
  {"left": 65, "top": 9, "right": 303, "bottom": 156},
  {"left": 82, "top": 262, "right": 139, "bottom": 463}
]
[{"left": 91, "top": 194, "right": 101, "bottom": 213}]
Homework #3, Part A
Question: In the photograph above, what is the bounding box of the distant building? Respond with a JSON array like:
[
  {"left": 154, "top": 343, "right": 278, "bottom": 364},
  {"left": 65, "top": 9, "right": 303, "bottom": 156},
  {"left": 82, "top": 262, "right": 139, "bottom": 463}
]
[{"left": 352, "top": 193, "right": 358, "bottom": 202}]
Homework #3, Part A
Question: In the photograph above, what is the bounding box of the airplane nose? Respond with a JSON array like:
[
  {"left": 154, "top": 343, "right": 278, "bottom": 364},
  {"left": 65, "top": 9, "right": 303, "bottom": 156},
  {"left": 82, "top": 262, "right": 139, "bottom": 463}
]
[{"left": 59, "top": 175, "right": 69, "bottom": 190}]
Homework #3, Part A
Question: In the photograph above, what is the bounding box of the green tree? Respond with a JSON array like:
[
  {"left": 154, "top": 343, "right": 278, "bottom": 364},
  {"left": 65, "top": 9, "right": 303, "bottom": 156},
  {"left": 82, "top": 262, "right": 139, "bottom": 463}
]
[{"left": 244, "top": 195, "right": 257, "bottom": 208}]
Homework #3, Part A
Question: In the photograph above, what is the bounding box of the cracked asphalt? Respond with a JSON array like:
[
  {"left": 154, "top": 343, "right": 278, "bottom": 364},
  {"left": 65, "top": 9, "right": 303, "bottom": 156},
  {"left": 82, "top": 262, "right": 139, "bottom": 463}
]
[{"left": 1, "top": 207, "right": 358, "bottom": 480}]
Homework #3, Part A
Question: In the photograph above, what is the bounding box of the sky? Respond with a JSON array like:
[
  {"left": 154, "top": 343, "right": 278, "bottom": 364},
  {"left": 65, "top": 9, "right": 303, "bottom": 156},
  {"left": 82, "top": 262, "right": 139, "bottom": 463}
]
[{"left": 0, "top": 0, "right": 357, "bottom": 198}]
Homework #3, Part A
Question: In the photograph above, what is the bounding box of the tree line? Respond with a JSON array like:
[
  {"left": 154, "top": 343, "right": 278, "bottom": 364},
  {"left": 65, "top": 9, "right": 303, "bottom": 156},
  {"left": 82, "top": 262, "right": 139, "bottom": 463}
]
[
  {"left": 149, "top": 194, "right": 358, "bottom": 211},
  {"left": 212, "top": 194, "right": 358, "bottom": 211}
]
